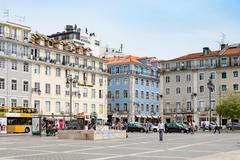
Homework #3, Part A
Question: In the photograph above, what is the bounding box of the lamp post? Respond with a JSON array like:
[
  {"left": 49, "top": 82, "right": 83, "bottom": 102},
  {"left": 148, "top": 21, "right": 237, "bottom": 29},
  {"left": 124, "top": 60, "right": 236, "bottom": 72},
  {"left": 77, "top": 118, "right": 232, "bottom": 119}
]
[
  {"left": 207, "top": 79, "right": 214, "bottom": 125},
  {"left": 66, "top": 75, "right": 79, "bottom": 121}
]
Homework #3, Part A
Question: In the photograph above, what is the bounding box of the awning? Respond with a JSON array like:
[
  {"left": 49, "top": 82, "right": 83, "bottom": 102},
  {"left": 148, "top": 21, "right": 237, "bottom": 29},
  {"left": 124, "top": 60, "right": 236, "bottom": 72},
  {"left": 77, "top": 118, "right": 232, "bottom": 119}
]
[
  {"left": 141, "top": 115, "right": 147, "bottom": 118},
  {"left": 136, "top": 115, "right": 141, "bottom": 118}
]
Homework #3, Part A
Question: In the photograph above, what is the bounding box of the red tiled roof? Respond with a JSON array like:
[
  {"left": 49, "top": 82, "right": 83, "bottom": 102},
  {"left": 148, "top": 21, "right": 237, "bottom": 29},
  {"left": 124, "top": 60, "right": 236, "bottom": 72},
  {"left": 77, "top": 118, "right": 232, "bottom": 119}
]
[
  {"left": 222, "top": 47, "right": 240, "bottom": 56},
  {"left": 106, "top": 55, "right": 141, "bottom": 65}
]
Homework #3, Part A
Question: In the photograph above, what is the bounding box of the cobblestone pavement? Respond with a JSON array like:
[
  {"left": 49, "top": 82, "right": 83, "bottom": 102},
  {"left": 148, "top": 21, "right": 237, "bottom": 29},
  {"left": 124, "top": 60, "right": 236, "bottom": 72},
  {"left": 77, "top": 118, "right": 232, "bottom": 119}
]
[{"left": 0, "top": 132, "right": 239, "bottom": 160}]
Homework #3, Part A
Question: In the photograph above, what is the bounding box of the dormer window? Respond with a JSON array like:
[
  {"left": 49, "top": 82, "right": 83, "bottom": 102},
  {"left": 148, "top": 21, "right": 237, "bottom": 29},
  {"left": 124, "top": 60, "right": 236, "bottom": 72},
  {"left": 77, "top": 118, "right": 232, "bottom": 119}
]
[{"left": 48, "top": 41, "right": 53, "bottom": 47}]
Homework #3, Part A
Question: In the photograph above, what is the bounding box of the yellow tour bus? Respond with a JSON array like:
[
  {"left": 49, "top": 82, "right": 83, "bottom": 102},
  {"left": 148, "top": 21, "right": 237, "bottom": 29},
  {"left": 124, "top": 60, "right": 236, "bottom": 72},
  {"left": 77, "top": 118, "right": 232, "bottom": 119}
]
[{"left": 0, "top": 106, "right": 36, "bottom": 133}]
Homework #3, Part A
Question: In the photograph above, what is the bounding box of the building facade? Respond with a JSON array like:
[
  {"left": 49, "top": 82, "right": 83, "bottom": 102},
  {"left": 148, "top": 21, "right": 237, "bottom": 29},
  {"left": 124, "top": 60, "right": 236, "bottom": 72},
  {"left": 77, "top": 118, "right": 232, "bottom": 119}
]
[
  {"left": 0, "top": 20, "right": 32, "bottom": 108},
  {"left": 158, "top": 45, "right": 240, "bottom": 126},
  {"left": 0, "top": 20, "right": 109, "bottom": 123},
  {"left": 106, "top": 56, "right": 161, "bottom": 123}
]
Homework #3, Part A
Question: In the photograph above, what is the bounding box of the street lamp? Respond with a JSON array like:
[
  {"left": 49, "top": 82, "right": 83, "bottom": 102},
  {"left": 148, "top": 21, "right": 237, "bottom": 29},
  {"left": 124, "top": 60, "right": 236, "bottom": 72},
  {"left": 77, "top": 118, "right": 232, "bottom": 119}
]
[
  {"left": 66, "top": 74, "right": 79, "bottom": 121},
  {"left": 207, "top": 78, "right": 214, "bottom": 125}
]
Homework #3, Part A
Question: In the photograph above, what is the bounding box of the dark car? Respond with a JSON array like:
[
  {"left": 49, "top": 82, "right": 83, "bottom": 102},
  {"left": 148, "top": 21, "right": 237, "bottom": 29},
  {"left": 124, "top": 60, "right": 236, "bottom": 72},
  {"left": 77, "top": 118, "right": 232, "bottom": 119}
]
[
  {"left": 226, "top": 123, "right": 240, "bottom": 130},
  {"left": 127, "top": 122, "right": 145, "bottom": 132},
  {"left": 165, "top": 123, "right": 189, "bottom": 133}
]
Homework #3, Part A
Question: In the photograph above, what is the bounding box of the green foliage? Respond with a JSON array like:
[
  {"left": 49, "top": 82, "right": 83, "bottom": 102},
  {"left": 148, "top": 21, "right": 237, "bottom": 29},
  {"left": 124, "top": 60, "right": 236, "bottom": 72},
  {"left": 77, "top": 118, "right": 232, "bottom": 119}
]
[{"left": 216, "top": 93, "right": 240, "bottom": 119}]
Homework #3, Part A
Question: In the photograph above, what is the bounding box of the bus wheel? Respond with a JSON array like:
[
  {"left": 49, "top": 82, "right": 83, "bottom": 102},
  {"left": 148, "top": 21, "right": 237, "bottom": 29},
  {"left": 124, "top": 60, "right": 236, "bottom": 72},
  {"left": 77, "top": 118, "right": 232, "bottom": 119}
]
[{"left": 25, "top": 127, "right": 30, "bottom": 133}]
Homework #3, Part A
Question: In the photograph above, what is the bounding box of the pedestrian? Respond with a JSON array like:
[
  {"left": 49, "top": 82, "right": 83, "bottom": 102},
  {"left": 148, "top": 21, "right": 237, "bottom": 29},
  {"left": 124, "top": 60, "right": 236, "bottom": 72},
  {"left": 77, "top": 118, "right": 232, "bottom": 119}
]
[
  {"left": 202, "top": 121, "right": 206, "bottom": 132},
  {"left": 158, "top": 119, "right": 165, "bottom": 141},
  {"left": 192, "top": 120, "right": 196, "bottom": 134},
  {"left": 146, "top": 121, "right": 150, "bottom": 133},
  {"left": 213, "top": 120, "right": 220, "bottom": 134}
]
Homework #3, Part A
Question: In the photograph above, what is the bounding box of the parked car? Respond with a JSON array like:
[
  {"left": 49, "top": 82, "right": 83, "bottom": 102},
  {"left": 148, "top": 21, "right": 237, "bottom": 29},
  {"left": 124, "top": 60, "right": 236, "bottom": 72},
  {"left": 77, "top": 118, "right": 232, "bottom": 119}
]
[
  {"left": 165, "top": 122, "right": 189, "bottom": 133},
  {"left": 226, "top": 122, "right": 240, "bottom": 130},
  {"left": 151, "top": 125, "right": 158, "bottom": 132},
  {"left": 201, "top": 121, "right": 216, "bottom": 130},
  {"left": 127, "top": 122, "right": 145, "bottom": 132}
]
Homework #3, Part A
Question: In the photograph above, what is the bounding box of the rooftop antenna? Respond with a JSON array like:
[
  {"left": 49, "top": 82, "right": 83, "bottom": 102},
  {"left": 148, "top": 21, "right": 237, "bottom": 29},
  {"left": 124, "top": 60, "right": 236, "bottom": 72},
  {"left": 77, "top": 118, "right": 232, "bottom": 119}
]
[
  {"left": 14, "top": 15, "right": 25, "bottom": 24},
  {"left": 3, "top": 9, "right": 9, "bottom": 21},
  {"left": 220, "top": 32, "right": 226, "bottom": 44}
]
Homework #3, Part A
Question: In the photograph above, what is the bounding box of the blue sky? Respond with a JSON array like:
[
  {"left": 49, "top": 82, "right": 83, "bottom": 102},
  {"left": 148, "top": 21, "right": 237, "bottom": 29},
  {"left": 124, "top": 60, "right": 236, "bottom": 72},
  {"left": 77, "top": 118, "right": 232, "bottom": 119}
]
[{"left": 1, "top": 0, "right": 240, "bottom": 59}]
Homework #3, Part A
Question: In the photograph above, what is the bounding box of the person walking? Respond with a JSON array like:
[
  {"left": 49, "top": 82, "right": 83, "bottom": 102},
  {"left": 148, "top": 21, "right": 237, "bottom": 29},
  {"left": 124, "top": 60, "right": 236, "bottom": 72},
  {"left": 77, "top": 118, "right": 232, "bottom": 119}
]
[
  {"left": 213, "top": 120, "right": 220, "bottom": 134},
  {"left": 202, "top": 121, "right": 206, "bottom": 132},
  {"left": 146, "top": 121, "right": 150, "bottom": 133},
  {"left": 158, "top": 119, "right": 165, "bottom": 141}
]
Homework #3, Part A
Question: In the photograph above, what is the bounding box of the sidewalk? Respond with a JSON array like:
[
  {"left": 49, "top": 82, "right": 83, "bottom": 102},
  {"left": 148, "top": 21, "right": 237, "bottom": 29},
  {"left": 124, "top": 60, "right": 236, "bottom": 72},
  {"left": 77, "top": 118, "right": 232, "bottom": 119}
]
[
  {"left": 0, "top": 133, "right": 32, "bottom": 137},
  {"left": 192, "top": 150, "right": 240, "bottom": 160}
]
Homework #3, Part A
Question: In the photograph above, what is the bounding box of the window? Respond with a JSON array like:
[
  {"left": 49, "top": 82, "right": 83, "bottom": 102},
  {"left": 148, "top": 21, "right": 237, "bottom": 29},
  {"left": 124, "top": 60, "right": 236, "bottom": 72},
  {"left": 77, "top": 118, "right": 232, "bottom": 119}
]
[
  {"left": 11, "top": 61, "right": 17, "bottom": 70},
  {"left": 115, "top": 90, "right": 120, "bottom": 99},
  {"left": 75, "top": 57, "right": 79, "bottom": 66},
  {"left": 45, "top": 66, "right": 51, "bottom": 75},
  {"left": 82, "top": 103, "right": 87, "bottom": 113},
  {"left": 166, "top": 88, "right": 170, "bottom": 95},
  {"left": 222, "top": 72, "right": 227, "bottom": 79},
  {"left": 123, "top": 90, "right": 128, "bottom": 98},
  {"left": 23, "top": 63, "right": 29, "bottom": 72},
  {"left": 123, "top": 66, "right": 128, "bottom": 73},
  {"left": 156, "top": 105, "right": 159, "bottom": 112},
  {"left": 34, "top": 100, "right": 40, "bottom": 113},
  {"left": 56, "top": 85, "right": 61, "bottom": 95},
  {"left": 135, "top": 90, "right": 138, "bottom": 98},
  {"left": 141, "top": 91, "right": 144, "bottom": 98},
  {"left": 146, "top": 80, "right": 149, "bottom": 86},
  {"left": 186, "top": 61, "right": 191, "bottom": 68},
  {"left": 11, "top": 99, "right": 17, "bottom": 107},
  {"left": 99, "top": 77, "right": 103, "bottom": 86},
  {"left": 91, "top": 89, "right": 96, "bottom": 99},
  {"left": 83, "top": 88, "right": 88, "bottom": 97},
  {"left": 200, "top": 60, "right": 204, "bottom": 67},
  {"left": 156, "top": 81, "right": 159, "bottom": 88},
  {"left": 34, "top": 82, "right": 40, "bottom": 90},
  {"left": 141, "top": 104, "right": 144, "bottom": 111},
  {"left": 115, "top": 78, "right": 120, "bottom": 86},
  {"left": 23, "top": 46, "right": 28, "bottom": 56},
  {"left": 92, "top": 61, "right": 96, "bottom": 69},
  {"left": 0, "top": 59, "right": 5, "bottom": 69},
  {"left": 91, "top": 104, "right": 96, "bottom": 113},
  {"left": 116, "top": 66, "right": 120, "bottom": 74},
  {"left": 0, "top": 25, "right": 4, "bottom": 34},
  {"left": 99, "top": 90, "right": 103, "bottom": 98},
  {"left": 34, "top": 65, "right": 40, "bottom": 74},
  {"left": 135, "top": 78, "right": 138, "bottom": 84},
  {"left": 123, "top": 78, "right": 128, "bottom": 85},
  {"left": 115, "top": 103, "right": 119, "bottom": 112},
  {"left": 56, "top": 54, "right": 61, "bottom": 63},
  {"left": 221, "top": 57, "right": 227, "bottom": 66},
  {"left": 56, "top": 102, "right": 61, "bottom": 113},
  {"left": 0, "top": 78, "right": 5, "bottom": 89},
  {"left": 11, "top": 80, "right": 17, "bottom": 90},
  {"left": 200, "top": 86, "right": 204, "bottom": 93},
  {"left": 91, "top": 74, "right": 96, "bottom": 85},
  {"left": 65, "top": 102, "right": 70, "bottom": 114},
  {"left": 23, "top": 100, "right": 28, "bottom": 107},
  {"left": 187, "top": 87, "right": 191, "bottom": 93},
  {"left": 123, "top": 103, "right": 128, "bottom": 112},
  {"left": 199, "top": 73, "right": 204, "bottom": 80},
  {"left": 146, "top": 104, "right": 149, "bottom": 112},
  {"left": 0, "top": 98, "right": 5, "bottom": 106},
  {"left": 141, "top": 79, "right": 144, "bottom": 85},
  {"left": 151, "top": 81, "right": 154, "bottom": 87},
  {"left": 23, "top": 81, "right": 29, "bottom": 92},
  {"left": 187, "top": 102, "right": 192, "bottom": 111},
  {"left": 186, "top": 74, "right": 191, "bottom": 81},
  {"left": 156, "top": 94, "right": 160, "bottom": 101},
  {"left": 45, "top": 83, "right": 51, "bottom": 94},
  {"left": 233, "top": 71, "right": 238, "bottom": 78},
  {"left": 45, "top": 101, "right": 50, "bottom": 112},
  {"left": 210, "top": 72, "right": 215, "bottom": 79},
  {"left": 233, "top": 84, "right": 239, "bottom": 91},
  {"left": 151, "top": 92, "right": 154, "bottom": 99},
  {"left": 198, "top": 101, "right": 205, "bottom": 111},
  {"left": 221, "top": 85, "right": 227, "bottom": 92},
  {"left": 146, "top": 92, "right": 149, "bottom": 99},
  {"left": 56, "top": 68, "right": 61, "bottom": 77},
  {"left": 176, "top": 87, "right": 180, "bottom": 94},
  {"left": 107, "top": 91, "right": 112, "bottom": 99},
  {"left": 108, "top": 79, "right": 112, "bottom": 86},
  {"left": 176, "top": 75, "right": 180, "bottom": 82},
  {"left": 166, "top": 76, "right": 170, "bottom": 83}
]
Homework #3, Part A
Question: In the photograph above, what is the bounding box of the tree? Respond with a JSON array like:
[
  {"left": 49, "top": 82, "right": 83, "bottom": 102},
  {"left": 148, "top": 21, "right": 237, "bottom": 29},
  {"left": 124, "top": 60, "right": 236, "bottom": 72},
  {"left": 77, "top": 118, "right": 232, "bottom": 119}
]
[{"left": 216, "top": 93, "right": 240, "bottom": 126}]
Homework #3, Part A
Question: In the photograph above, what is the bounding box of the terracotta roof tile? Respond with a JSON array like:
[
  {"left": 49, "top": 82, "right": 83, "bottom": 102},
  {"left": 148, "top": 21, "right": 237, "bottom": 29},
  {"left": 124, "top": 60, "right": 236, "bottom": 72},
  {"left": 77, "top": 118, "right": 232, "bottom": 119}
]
[
  {"left": 106, "top": 55, "right": 141, "bottom": 65},
  {"left": 222, "top": 47, "right": 240, "bottom": 56}
]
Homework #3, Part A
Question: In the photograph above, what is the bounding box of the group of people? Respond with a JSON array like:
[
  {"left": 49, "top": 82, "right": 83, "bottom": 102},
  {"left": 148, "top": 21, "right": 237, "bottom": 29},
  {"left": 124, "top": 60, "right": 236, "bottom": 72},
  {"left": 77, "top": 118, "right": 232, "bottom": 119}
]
[{"left": 201, "top": 120, "right": 221, "bottom": 134}]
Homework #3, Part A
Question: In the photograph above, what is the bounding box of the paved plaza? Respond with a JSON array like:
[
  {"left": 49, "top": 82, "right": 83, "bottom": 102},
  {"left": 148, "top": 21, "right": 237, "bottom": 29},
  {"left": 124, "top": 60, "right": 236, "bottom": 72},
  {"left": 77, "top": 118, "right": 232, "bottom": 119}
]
[{"left": 0, "top": 132, "right": 240, "bottom": 160}]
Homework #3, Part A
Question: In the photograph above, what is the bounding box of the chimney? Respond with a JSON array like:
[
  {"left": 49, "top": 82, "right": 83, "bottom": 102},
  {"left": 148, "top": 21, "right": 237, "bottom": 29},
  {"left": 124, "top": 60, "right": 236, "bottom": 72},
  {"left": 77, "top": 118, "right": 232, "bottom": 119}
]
[
  {"left": 220, "top": 44, "right": 227, "bottom": 50},
  {"left": 203, "top": 47, "right": 210, "bottom": 55}
]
